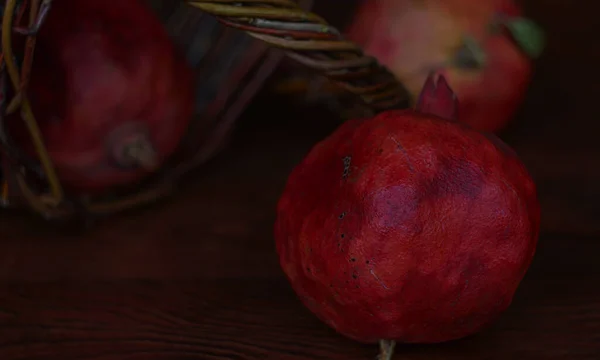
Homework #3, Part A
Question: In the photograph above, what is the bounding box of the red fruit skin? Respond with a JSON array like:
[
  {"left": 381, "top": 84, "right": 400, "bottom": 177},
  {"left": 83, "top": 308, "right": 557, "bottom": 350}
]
[
  {"left": 275, "top": 111, "right": 540, "bottom": 343},
  {"left": 346, "top": 0, "right": 532, "bottom": 133},
  {"left": 9, "top": 0, "right": 194, "bottom": 194}
]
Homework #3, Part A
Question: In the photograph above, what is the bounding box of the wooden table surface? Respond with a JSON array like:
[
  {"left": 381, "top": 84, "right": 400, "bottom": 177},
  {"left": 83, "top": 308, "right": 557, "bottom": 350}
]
[{"left": 1, "top": 0, "right": 599, "bottom": 359}]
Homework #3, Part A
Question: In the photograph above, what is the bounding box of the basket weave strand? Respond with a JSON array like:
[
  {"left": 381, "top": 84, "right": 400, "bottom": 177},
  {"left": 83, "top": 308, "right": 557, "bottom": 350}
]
[{"left": 187, "top": 0, "right": 410, "bottom": 110}]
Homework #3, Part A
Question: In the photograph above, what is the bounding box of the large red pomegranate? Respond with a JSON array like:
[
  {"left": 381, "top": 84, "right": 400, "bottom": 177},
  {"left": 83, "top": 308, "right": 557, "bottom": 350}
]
[
  {"left": 7, "top": 0, "right": 195, "bottom": 194},
  {"left": 274, "top": 74, "right": 540, "bottom": 357},
  {"left": 345, "top": 0, "right": 545, "bottom": 132}
]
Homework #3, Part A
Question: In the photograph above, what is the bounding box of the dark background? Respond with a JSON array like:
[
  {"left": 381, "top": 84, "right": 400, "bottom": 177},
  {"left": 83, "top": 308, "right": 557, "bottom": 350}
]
[{"left": 0, "top": 0, "right": 598, "bottom": 359}]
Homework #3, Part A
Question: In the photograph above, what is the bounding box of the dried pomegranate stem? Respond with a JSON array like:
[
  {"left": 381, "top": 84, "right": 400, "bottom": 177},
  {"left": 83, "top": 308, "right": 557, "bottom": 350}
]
[{"left": 378, "top": 339, "right": 397, "bottom": 360}]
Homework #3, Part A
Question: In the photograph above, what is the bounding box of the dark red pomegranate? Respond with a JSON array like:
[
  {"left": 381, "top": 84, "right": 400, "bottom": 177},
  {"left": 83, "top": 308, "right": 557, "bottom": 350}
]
[
  {"left": 8, "top": 0, "right": 194, "bottom": 194},
  {"left": 275, "top": 74, "right": 540, "bottom": 357}
]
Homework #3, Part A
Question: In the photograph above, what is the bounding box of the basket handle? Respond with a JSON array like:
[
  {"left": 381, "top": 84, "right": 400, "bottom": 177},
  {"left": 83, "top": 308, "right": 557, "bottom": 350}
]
[{"left": 187, "top": 0, "right": 411, "bottom": 112}]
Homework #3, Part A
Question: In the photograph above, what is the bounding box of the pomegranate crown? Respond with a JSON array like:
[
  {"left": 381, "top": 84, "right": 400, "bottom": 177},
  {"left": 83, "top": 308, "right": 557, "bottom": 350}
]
[{"left": 415, "top": 73, "right": 459, "bottom": 121}]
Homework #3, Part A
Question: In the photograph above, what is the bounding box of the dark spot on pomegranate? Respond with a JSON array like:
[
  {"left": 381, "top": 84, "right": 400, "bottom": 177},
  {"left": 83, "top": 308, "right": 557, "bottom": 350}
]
[
  {"left": 368, "top": 185, "right": 419, "bottom": 230},
  {"left": 339, "top": 212, "right": 346, "bottom": 219},
  {"left": 342, "top": 156, "right": 352, "bottom": 179},
  {"left": 341, "top": 233, "right": 345, "bottom": 239},
  {"left": 352, "top": 273, "right": 358, "bottom": 279},
  {"left": 350, "top": 257, "right": 356, "bottom": 262},
  {"left": 426, "top": 157, "right": 484, "bottom": 200}
]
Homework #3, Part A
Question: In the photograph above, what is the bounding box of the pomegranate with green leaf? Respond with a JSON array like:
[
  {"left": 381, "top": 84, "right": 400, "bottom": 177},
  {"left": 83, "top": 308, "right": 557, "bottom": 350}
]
[{"left": 346, "top": 0, "right": 545, "bottom": 132}]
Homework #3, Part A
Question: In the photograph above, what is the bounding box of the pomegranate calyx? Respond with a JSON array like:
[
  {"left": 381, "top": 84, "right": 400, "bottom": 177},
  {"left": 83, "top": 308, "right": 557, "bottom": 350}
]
[
  {"left": 107, "top": 123, "right": 159, "bottom": 171},
  {"left": 119, "top": 136, "right": 159, "bottom": 171},
  {"left": 416, "top": 72, "right": 459, "bottom": 121}
]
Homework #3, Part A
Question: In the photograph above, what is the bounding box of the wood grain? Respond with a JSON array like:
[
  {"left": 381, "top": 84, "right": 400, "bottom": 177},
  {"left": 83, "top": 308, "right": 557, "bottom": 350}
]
[
  {"left": 0, "top": 254, "right": 598, "bottom": 360},
  {"left": 0, "top": 0, "right": 599, "bottom": 358}
]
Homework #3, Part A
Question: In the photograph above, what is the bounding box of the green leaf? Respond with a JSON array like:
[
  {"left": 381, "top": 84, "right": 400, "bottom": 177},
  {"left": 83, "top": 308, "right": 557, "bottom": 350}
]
[{"left": 503, "top": 17, "right": 546, "bottom": 59}]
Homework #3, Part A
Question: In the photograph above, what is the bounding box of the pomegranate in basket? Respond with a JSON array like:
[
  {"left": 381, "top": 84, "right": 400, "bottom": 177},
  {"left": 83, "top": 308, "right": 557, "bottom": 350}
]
[
  {"left": 8, "top": 0, "right": 194, "bottom": 194},
  {"left": 346, "top": 0, "right": 545, "bottom": 132},
  {"left": 275, "top": 74, "right": 540, "bottom": 358}
]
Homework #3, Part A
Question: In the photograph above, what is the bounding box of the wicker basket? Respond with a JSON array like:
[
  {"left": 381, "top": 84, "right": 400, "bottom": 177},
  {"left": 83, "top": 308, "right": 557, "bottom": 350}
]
[
  {"left": 146, "top": 0, "right": 314, "bottom": 173},
  {"left": 0, "top": 0, "right": 410, "bottom": 222}
]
